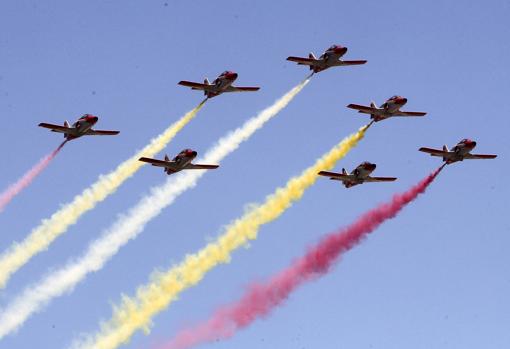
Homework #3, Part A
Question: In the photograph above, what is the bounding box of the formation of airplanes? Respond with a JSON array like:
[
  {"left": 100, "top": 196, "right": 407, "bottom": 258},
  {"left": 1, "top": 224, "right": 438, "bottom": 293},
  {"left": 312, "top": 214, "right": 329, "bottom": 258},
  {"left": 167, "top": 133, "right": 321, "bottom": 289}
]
[{"left": 37, "top": 44, "right": 497, "bottom": 185}]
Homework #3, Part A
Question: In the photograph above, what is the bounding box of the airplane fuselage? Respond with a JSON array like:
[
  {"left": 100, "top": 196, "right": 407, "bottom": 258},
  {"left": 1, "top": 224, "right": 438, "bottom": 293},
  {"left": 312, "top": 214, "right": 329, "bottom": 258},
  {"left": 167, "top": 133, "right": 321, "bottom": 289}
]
[
  {"left": 373, "top": 97, "right": 408, "bottom": 121},
  {"left": 67, "top": 115, "right": 98, "bottom": 140},
  {"left": 445, "top": 140, "right": 477, "bottom": 164},
  {"left": 166, "top": 149, "right": 198, "bottom": 174},
  {"left": 207, "top": 71, "right": 238, "bottom": 98},
  {"left": 343, "top": 162, "right": 376, "bottom": 188},
  {"left": 313, "top": 46, "right": 348, "bottom": 73}
]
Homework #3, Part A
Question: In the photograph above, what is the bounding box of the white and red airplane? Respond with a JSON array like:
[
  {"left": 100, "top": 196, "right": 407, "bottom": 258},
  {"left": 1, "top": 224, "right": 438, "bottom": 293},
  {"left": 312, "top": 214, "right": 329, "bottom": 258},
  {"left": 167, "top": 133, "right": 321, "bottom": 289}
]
[
  {"left": 318, "top": 162, "right": 397, "bottom": 188},
  {"left": 287, "top": 45, "right": 367, "bottom": 73},
  {"left": 139, "top": 149, "right": 219, "bottom": 175},
  {"left": 347, "top": 95, "right": 427, "bottom": 122},
  {"left": 419, "top": 139, "right": 497, "bottom": 165},
  {"left": 178, "top": 71, "right": 260, "bottom": 98},
  {"left": 39, "top": 114, "right": 119, "bottom": 141}
]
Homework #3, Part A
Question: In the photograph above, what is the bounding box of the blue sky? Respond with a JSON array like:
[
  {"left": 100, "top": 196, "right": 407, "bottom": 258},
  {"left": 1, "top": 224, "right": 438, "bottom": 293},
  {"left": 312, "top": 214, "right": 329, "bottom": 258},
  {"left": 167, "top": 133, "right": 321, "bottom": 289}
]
[{"left": 0, "top": 1, "right": 509, "bottom": 348}]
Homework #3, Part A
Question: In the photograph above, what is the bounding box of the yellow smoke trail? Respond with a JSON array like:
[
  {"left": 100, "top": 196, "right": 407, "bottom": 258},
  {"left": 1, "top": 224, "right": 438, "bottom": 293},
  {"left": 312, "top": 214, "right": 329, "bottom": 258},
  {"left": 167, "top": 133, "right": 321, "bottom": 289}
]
[
  {"left": 0, "top": 102, "right": 205, "bottom": 289},
  {"left": 76, "top": 124, "right": 368, "bottom": 349}
]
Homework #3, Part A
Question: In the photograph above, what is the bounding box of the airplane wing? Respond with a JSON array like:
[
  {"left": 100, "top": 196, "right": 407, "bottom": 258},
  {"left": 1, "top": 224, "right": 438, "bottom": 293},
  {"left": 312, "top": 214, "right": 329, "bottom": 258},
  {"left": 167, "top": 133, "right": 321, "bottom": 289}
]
[
  {"left": 336, "top": 60, "right": 367, "bottom": 66},
  {"left": 139, "top": 157, "right": 173, "bottom": 168},
  {"left": 317, "top": 170, "right": 350, "bottom": 179},
  {"left": 178, "top": 81, "right": 216, "bottom": 92},
  {"left": 346, "top": 104, "right": 377, "bottom": 113},
  {"left": 286, "top": 56, "right": 319, "bottom": 66},
  {"left": 38, "top": 123, "right": 71, "bottom": 134},
  {"left": 392, "top": 111, "right": 427, "bottom": 117},
  {"left": 224, "top": 86, "right": 260, "bottom": 93},
  {"left": 364, "top": 176, "right": 397, "bottom": 182},
  {"left": 184, "top": 164, "right": 219, "bottom": 170},
  {"left": 418, "top": 147, "right": 450, "bottom": 157},
  {"left": 463, "top": 153, "right": 497, "bottom": 160},
  {"left": 85, "top": 129, "right": 120, "bottom": 136}
]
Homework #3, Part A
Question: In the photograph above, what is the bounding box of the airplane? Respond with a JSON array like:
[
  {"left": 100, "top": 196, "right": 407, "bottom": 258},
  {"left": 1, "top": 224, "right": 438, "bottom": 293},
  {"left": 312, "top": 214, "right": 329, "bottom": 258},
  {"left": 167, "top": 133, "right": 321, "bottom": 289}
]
[
  {"left": 139, "top": 149, "right": 219, "bottom": 175},
  {"left": 419, "top": 139, "right": 497, "bottom": 165},
  {"left": 318, "top": 162, "right": 397, "bottom": 188},
  {"left": 286, "top": 44, "right": 367, "bottom": 73},
  {"left": 347, "top": 95, "right": 427, "bottom": 122},
  {"left": 178, "top": 71, "right": 260, "bottom": 98},
  {"left": 39, "top": 114, "right": 119, "bottom": 141}
]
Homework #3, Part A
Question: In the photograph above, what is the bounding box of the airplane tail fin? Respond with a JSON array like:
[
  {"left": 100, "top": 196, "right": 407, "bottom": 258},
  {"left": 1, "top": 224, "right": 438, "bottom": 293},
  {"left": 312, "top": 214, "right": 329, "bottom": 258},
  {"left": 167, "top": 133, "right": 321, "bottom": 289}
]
[
  {"left": 442, "top": 145, "right": 449, "bottom": 162},
  {"left": 308, "top": 53, "right": 317, "bottom": 71},
  {"left": 203, "top": 78, "right": 210, "bottom": 96},
  {"left": 370, "top": 101, "right": 377, "bottom": 109},
  {"left": 63, "top": 120, "right": 70, "bottom": 137},
  {"left": 164, "top": 154, "right": 170, "bottom": 162},
  {"left": 342, "top": 168, "right": 347, "bottom": 175}
]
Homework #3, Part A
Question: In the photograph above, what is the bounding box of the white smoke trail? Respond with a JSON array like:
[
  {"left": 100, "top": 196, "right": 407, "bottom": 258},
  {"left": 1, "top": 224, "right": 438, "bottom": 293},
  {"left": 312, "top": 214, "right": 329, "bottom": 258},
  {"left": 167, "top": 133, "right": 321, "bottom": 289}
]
[{"left": 0, "top": 78, "right": 310, "bottom": 340}]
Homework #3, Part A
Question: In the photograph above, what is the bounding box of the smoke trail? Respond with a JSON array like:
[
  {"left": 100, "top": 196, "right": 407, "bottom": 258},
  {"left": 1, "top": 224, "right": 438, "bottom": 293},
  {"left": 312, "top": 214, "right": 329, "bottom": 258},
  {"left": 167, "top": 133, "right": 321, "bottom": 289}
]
[
  {"left": 0, "top": 102, "right": 205, "bottom": 289},
  {"left": 72, "top": 123, "right": 368, "bottom": 349},
  {"left": 157, "top": 165, "right": 444, "bottom": 349},
  {"left": 0, "top": 141, "right": 67, "bottom": 212},
  {"left": 0, "top": 78, "right": 310, "bottom": 339}
]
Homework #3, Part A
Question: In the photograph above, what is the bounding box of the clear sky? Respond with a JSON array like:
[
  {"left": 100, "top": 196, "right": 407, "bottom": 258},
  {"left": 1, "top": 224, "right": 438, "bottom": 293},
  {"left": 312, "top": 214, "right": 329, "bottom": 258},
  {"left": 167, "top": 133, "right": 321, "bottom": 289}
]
[{"left": 0, "top": 1, "right": 509, "bottom": 348}]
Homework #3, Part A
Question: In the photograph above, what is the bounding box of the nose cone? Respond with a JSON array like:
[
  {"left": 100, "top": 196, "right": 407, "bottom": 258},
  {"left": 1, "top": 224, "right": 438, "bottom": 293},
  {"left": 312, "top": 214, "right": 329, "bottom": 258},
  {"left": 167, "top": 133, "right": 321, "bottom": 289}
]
[
  {"left": 86, "top": 115, "right": 99, "bottom": 123},
  {"left": 334, "top": 46, "right": 348, "bottom": 55},
  {"left": 362, "top": 162, "right": 376, "bottom": 171},
  {"left": 228, "top": 72, "right": 238, "bottom": 80},
  {"left": 470, "top": 141, "right": 477, "bottom": 148},
  {"left": 191, "top": 150, "right": 198, "bottom": 157},
  {"left": 397, "top": 97, "right": 407, "bottom": 105}
]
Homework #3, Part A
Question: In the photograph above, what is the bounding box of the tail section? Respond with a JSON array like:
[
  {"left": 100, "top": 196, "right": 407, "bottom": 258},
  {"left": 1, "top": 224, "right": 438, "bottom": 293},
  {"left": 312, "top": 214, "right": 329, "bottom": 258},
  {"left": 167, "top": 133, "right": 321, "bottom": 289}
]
[
  {"left": 370, "top": 101, "right": 377, "bottom": 109},
  {"left": 308, "top": 52, "right": 317, "bottom": 71},
  {"left": 203, "top": 78, "right": 210, "bottom": 96},
  {"left": 442, "top": 145, "right": 449, "bottom": 162},
  {"left": 342, "top": 168, "right": 348, "bottom": 175},
  {"left": 164, "top": 155, "right": 170, "bottom": 174},
  {"left": 64, "top": 120, "right": 70, "bottom": 128}
]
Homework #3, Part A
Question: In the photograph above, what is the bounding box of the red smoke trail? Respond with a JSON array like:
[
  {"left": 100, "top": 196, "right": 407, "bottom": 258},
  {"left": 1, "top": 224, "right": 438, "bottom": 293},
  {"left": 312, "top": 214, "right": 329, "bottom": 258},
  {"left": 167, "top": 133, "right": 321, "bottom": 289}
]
[
  {"left": 0, "top": 141, "right": 67, "bottom": 212},
  {"left": 158, "top": 165, "right": 445, "bottom": 349}
]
